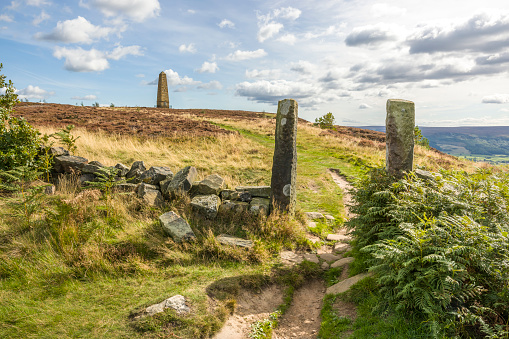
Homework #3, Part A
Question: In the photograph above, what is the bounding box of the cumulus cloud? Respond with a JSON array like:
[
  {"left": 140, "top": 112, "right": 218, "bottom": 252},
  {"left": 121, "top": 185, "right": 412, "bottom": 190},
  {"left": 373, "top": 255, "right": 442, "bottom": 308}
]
[
  {"left": 226, "top": 49, "right": 267, "bottom": 61},
  {"left": 71, "top": 94, "right": 97, "bottom": 100},
  {"left": 481, "top": 94, "right": 509, "bottom": 104},
  {"left": 218, "top": 19, "right": 234, "bottom": 28},
  {"left": 53, "top": 45, "right": 142, "bottom": 72},
  {"left": 476, "top": 52, "right": 509, "bottom": 65},
  {"left": 163, "top": 69, "right": 200, "bottom": 86},
  {"left": 196, "top": 61, "right": 218, "bottom": 73},
  {"left": 35, "top": 16, "right": 114, "bottom": 43},
  {"left": 0, "top": 14, "right": 13, "bottom": 22},
  {"left": 359, "top": 103, "right": 372, "bottom": 109},
  {"left": 87, "top": 0, "right": 160, "bottom": 22},
  {"left": 256, "top": 6, "right": 301, "bottom": 43},
  {"left": 32, "top": 10, "right": 50, "bottom": 25},
  {"left": 345, "top": 24, "right": 399, "bottom": 46},
  {"left": 16, "top": 85, "right": 54, "bottom": 100},
  {"left": 257, "top": 22, "right": 283, "bottom": 42},
  {"left": 371, "top": 3, "right": 407, "bottom": 18},
  {"left": 408, "top": 12, "right": 509, "bottom": 54},
  {"left": 304, "top": 24, "right": 344, "bottom": 40},
  {"left": 198, "top": 80, "right": 222, "bottom": 90},
  {"left": 179, "top": 43, "right": 196, "bottom": 53},
  {"left": 235, "top": 79, "right": 315, "bottom": 104}
]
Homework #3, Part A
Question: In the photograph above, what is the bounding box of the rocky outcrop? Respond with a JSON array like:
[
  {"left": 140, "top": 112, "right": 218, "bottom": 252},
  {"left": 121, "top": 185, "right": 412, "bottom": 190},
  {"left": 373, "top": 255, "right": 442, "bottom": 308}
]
[
  {"left": 126, "top": 161, "right": 146, "bottom": 183},
  {"left": 53, "top": 155, "right": 88, "bottom": 173},
  {"left": 163, "top": 166, "right": 197, "bottom": 198},
  {"left": 140, "top": 166, "right": 173, "bottom": 185}
]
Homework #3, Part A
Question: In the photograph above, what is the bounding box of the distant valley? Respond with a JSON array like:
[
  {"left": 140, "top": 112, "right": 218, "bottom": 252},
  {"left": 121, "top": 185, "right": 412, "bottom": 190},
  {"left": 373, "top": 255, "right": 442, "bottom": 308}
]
[{"left": 360, "top": 126, "right": 509, "bottom": 163}]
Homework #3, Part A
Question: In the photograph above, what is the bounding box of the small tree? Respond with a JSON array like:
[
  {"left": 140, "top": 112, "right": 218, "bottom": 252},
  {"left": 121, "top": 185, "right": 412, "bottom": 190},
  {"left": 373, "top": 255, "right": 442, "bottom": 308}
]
[
  {"left": 314, "top": 112, "right": 335, "bottom": 129},
  {"left": 414, "top": 126, "right": 430, "bottom": 148}
]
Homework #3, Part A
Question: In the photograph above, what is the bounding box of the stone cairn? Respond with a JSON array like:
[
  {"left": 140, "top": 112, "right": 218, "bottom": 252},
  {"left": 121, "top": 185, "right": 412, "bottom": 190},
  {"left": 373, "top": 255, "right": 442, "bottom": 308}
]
[
  {"left": 270, "top": 99, "right": 298, "bottom": 216},
  {"left": 157, "top": 71, "right": 169, "bottom": 108},
  {"left": 385, "top": 99, "right": 415, "bottom": 177}
]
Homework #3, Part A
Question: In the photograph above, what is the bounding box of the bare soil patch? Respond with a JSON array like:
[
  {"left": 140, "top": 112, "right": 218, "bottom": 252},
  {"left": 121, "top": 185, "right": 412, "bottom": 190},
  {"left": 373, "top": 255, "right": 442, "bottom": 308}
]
[{"left": 213, "top": 285, "right": 284, "bottom": 339}]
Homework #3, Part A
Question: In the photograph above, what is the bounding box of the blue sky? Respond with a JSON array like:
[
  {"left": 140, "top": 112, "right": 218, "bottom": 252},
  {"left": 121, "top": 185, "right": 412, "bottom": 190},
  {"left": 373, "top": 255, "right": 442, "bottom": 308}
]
[{"left": 1, "top": 0, "right": 509, "bottom": 126}]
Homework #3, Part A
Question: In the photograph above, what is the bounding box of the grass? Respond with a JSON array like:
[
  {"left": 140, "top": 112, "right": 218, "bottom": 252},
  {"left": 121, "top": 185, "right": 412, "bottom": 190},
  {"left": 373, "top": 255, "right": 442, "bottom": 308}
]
[{"left": 1, "top": 109, "right": 496, "bottom": 338}]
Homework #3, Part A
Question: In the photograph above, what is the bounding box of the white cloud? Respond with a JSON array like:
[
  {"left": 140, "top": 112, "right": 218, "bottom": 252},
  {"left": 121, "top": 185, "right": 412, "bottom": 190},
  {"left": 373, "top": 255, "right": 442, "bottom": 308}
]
[
  {"left": 359, "top": 103, "right": 372, "bottom": 109},
  {"left": 273, "top": 7, "right": 301, "bottom": 20},
  {"left": 71, "top": 94, "right": 97, "bottom": 100},
  {"left": 26, "top": 0, "right": 50, "bottom": 6},
  {"left": 88, "top": 0, "right": 160, "bottom": 22},
  {"left": 198, "top": 80, "right": 222, "bottom": 90},
  {"left": 0, "top": 14, "right": 13, "bottom": 22},
  {"left": 196, "top": 61, "right": 218, "bottom": 73},
  {"left": 32, "top": 10, "right": 49, "bottom": 26},
  {"left": 481, "top": 94, "right": 509, "bottom": 104},
  {"left": 290, "top": 60, "right": 316, "bottom": 74},
  {"left": 16, "top": 85, "right": 54, "bottom": 100},
  {"left": 226, "top": 49, "right": 267, "bottom": 61},
  {"left": 163, "top": 69, "right": 200, "bottom": 86},
  {"left": 187, "top": 9, "right": 195, "bottom": 14},
  {"left": 304, "top": 24, "right": 344, "bottom": 40},
  {"left": 371, "top": 3, "right": 407, "bottom": 18},
  {"left": 277, "top": 33, "right": 296, "bottom": 45},
  {"left": 54, "top": 47, "right": 109, "bottom": 72},
  {"left": 257, "top": 22, "right": 283, "bottom": 42},
  {"left": 34, "top": 16, "right": 114, "bottom": 44},
  {"left": 179, "top": 43, "right": 196, "bottom": 53},
  {"left": 218, "top": 19, "right": 234, "bottom": 29},
  {"left": 135, "top": 73, "right": 145, "bottom": 78},
  {"left": 245, "top": 69, "right": 281, "bottom": 79},
  {"left": 53, "top": 45, "right": 142, "bottom": 72},
  {"left": 107, "top": 45, "right": 143, "bottom": 60}
]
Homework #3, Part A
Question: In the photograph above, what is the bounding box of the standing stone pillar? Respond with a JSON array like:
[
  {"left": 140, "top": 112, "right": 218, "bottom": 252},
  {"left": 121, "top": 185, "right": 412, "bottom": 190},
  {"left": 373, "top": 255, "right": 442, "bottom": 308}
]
[
  {"left": 271, "top": 99, "right": 298, "bottom": 215},
  {"left": 386, "top": 99, "right": 415, "bottom": 177},
  {"left": 157, "top": 71, "right": 169, "bottom": 108}
]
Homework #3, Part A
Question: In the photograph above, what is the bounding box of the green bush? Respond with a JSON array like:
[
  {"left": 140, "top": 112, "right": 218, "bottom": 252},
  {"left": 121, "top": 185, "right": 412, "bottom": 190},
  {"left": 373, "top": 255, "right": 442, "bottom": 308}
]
[
  {"left": 349, "top": 168, "right": 509, "bottom": 337},
  {"left": 314, "top": 112, "right": 335, "bottom": 129},
  {"left": 0, "top": 63, "right": 41, "bottom": 171}
]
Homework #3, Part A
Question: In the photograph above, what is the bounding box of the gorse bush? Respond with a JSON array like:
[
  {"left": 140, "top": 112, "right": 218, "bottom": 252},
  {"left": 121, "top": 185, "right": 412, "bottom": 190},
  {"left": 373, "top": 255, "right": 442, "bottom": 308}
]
[{"left": 349, "top": 168, "right": 509, "bottom": 337}]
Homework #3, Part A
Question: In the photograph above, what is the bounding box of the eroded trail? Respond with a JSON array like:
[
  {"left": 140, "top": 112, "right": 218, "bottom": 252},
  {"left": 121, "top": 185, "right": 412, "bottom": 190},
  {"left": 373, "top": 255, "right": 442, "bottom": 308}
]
[
  {"left": 272, "top": 280, "right": 325, "bottom": 339},
  {"left": 214, "top": 169, "right": 356, "bottom": 339}
]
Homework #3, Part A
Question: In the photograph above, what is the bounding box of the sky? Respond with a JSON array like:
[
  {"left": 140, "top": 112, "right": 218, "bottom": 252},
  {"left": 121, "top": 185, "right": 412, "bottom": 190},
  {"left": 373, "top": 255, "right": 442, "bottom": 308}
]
[{"left": 1, "top": 0, "right": 509, "bottom": 126}]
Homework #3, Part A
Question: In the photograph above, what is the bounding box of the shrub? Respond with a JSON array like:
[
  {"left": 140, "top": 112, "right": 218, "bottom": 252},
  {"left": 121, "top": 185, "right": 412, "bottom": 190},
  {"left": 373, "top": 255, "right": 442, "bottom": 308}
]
[
  {"left": 349, "top": 168, "right": 509, "bottom": 337},
  {"left": 314, "top": 112, "right": 335, "bottom": 129},
  {"left": 0, "top": 63, "right": 41, "bottom": 171}
]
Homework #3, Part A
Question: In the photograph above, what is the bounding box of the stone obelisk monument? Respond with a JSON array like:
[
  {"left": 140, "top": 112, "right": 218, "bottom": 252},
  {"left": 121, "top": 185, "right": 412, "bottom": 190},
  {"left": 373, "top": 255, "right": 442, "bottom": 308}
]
[
  {"left": 270, "top": 99, "right": 298, "bottom": 216},
  {"left": 157, "top": 71, "right": 169, "bottom": 108}
]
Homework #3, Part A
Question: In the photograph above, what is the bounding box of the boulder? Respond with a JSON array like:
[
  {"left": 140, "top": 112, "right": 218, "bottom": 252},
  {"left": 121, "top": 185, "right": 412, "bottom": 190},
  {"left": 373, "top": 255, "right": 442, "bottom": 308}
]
[
  {"left": 191, "top": 194, "right": 221, "bottom": 219},
  {"left": 49, "top": 146, "right": 69, "bottom": 157},
  {"left": 249, "top": 197, "right": 270, "bottom": 216},
  {"left": 114, "top": 163, "right": 130, "bottom": 177},
  {"left": 142, "top": 190, "right": 163, "bottom": 207},
  {"left": 327, "top": 234, "right": 350, "bottom": 242},
  {"left": 220, "top": 189, "right": 239, "bottom": 201},
  {"left": 159, "top": 211, "right": 196, "bottom": 242},
  {"left": 140, "top": 166, "right": 174, "bottom": 185},
  {"left": 163, "top": 166, "right": 197, "bottom": 198},
  {"left": 219, "top": 200, "right": 250, "bottom": 214},
  {"left": 415, "top": 169, "right": 435, "bottom": 181},
  {"left": 145, "top": 295, "right": 190, "bottom": 317},
  {"left": 235, "top": 186, "right": 271, "bottom": 198},
  {"left": 330, "top": 257, "right": 354, "bottom": 268},
  {"left": 126, "top": 161, "right": 146, "bottom": 183},
  {"left": 216, "top": 235, "right": 254, "bottom": 248},
  {"left": 82, "top": 161, "right": 105, "bottom": 174},
  {"left": 79, "top": 173, "right": 96, "bottom": 185},
  {"left": 137, "top": 183, "right": 159, "bottom": 197},
  {"left": 53, "top": 155, "right": 88, "bottom": 173},
  {"left": 197, "top": 174, "right": 225, "bottom": 195}
]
